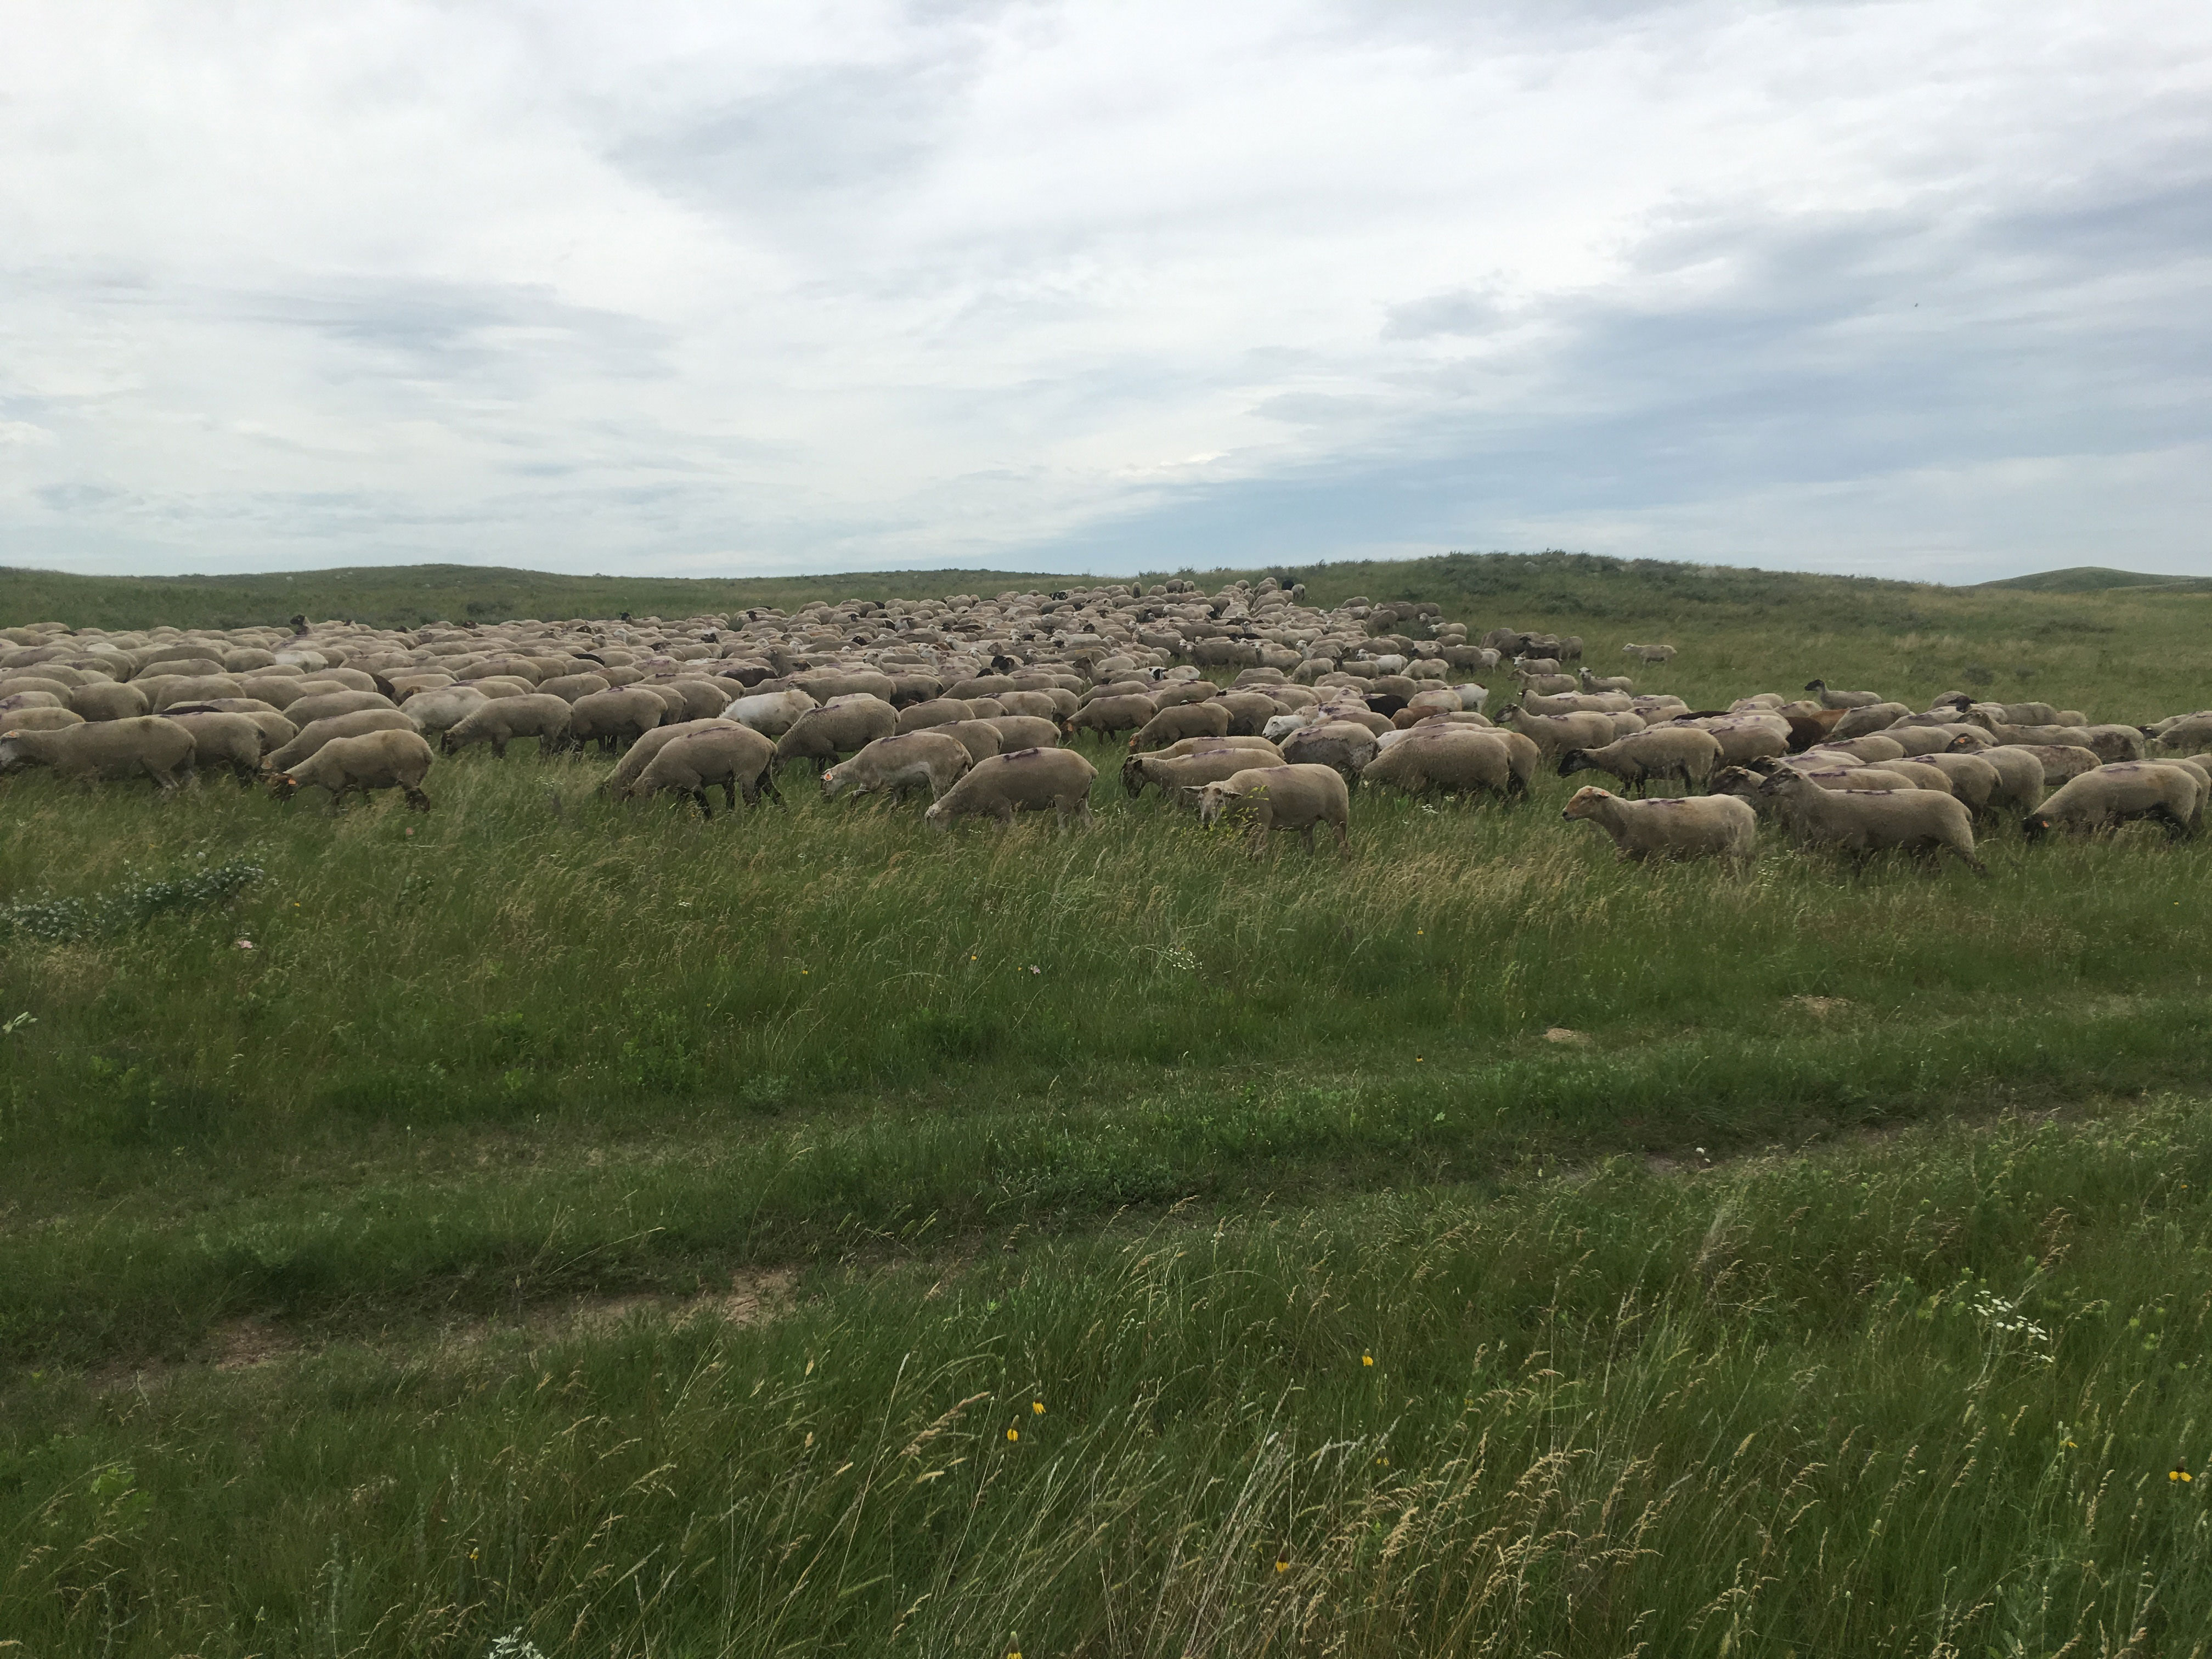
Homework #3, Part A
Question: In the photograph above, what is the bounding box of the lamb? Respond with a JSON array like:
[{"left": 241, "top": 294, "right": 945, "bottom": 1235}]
[
  {"left": 1131, "top": 701, "right": 1231, "bottom": 751},
  {"left": 1122, "top": 746, "right": 1281, "bottom": 804},
  {"left": 1756, "top": 768, "right": 1987, "bottom": 874},
  {"left": 1803, "top": 679, "right": 1884, "bottom": 709},
  {"left": 0, "top": 715, "right": 197, "bottom": 791},
  {"left": 1561, "top": 786, "right": 1757, "bottom": 870},
  {"left": 1360, "top": 728, "right": 1523, "bottom": 802},
  {"left": 442, "top": 694, "right": 573, "bottom": 759},
  {"left": 2023, "top": 764, "right": 2201, "bottom": 841},
  {"left": 161, "top": 711, "right": 264, "bottom": 785},
  {"left": 273, "top": 729, "right": 435, "bottom": 810},
  {"left": 1622, "top": 644, "right": 1678, "bottom": 664},
  {"left": 1556, "top": 727, "right": 1723, "bottom": 795},
  {"left": 822, "top": 731, "right": 973, "bottom": 803},
  {"left": 566, "top": 687, "right": 667, "bottom": 755},
  {"left": 923, "top": 747, "right": 1099, "bottom": 830},
  {"left": 628, "top": 725, "right": 782, "bottom": 816},
  {"left": 1195, "top": 763, "right": 1351, "bottom": 856},
  {"left": 264, "top": 710, "right": 416, "bottom": 772},
  {"left": 775, "top": 697, "right": 898, "bottom": 773}
]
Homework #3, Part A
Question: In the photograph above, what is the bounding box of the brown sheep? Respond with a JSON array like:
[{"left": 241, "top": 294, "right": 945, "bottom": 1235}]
[
  {"left": 443, "top": 693, "right": 574, "bottom": 759},
  {"left": 1556, "top": 727, "right": 1723, "bottom": 795},
  {"left": 0, "top": 715, "right": 196, "bottom": 791},
  {"left": 924, "top": 747, "right": 1098, "bottom": 830},
  {"left": 566, "top": 687, "right": 668, "bottom": 755},
  {"left": 822, "top": 732, "right": 973, "bottom": 804},
  {"left": 1561, "top": 786, "right": 1757, "bottom": 869},
  {"left": 1756, "top": 769, "right": 1987, "bottom": 875},
  {"left": 1195, "top": 764, "right": 1351, "bottom": 856},
  {"left": 776, "top": 697, "right": 898, "bottom": 774},
  {"left": 2024, "top": 764, "right": 2201, "bottom": 841},
  {"left": 1131, "top": 701, "right": 1231, "bottom": 752},
  {"left": 628, "top": 725, "right": 781, "bottom": 816}
]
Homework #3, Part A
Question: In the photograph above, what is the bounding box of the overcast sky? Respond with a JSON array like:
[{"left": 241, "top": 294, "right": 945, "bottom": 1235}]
[{"left": 3, "top": 1, "right": 2207, "bottom": 583}]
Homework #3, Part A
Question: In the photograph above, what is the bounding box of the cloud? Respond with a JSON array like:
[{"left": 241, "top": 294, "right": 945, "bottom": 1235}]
[{"left": 0, "top": 0, "right": 2206, "bottom": 580}]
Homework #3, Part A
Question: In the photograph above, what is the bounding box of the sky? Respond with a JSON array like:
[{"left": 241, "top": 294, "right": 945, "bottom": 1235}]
[{"left": 2, "top": 1, "right": 2208, "bottom": 584}]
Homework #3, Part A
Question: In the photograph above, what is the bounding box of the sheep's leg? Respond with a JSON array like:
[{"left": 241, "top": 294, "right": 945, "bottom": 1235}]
[
  {"left": 760, "top": 769, "right": 786, "bottom": 807},
  {"left": 1951, "top": 840, "right": 1990, "bottom": 876},
  {"left": 691, "top": 787, "right": 714, "bottom": 820},
  {"left": 404, "top": 786, "right": 431, "bottom": 811},
  {"left": 721, "top": 778, "right": 738, "bottom": 812},
  {"left": 1301, "top": 823, "right": 1316, "bottom": 854},
  {"left": 492, "top": 738, "right": 508, "bottom": 760},
  {"left": 2155, "top": 804, "right": 2192, "bottom": 840},
  {"left": 1333, "top": 817, "right": 1350, "bottom": 854}
]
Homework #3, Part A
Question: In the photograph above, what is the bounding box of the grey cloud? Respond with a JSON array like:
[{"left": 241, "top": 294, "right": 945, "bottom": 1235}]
[{"left": 1381, "top": 289, "right": 1508, "bottom": 340}]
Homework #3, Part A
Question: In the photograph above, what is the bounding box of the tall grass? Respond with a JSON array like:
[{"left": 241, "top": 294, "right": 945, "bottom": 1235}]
[{"left": 7, "top": 1102, "right": 2212, "bottom": 1655}]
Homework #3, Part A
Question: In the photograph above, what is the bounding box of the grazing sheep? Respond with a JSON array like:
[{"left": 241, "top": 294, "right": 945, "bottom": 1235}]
[
  {"left": 2024, "top": 764, "right": 2201, "bottom": 841},
  {"left": 1280, "top": 720, "right": 1381, "bottom": 780},
  {"left": 1122, "top": 746, "right": 1280, "bottom": 804},
  {"left": 0, "top": 706, "right": 85, "bottom": 735},
  {"left": 600, "top": 718, "right": 746, "bottom": 797},
  {"left": 443, "top": 694, "right": 574, "bottom": 759},
  {"left": 1361, "top": 728, "right": 1523, "bottom": 802},
  {"left": 1561, "top": 786, "right": 1756, "bottom": 869},
  {"left": 1196, "top": 763, "right": 1351, "bottom": 856},
  {"left": 536, "top": 672, "right": 612, "bottom": 703},
  {"left": 1828, "top": 702, "right": 1911, "bottom": 740},
  {"left": 1756, "top": 768, "right": 1987, "bottom": 875},
  {"left": 1154, "top": 736, "right": 1285, "bottom": 761},
  {"left": 1578, "top": 669, "right": 1634, "bottom": 695},
  {"left": 721, "top": 688, "right": 818, "bottom": 737},
  {"left": 1803, "top": 679, "right": 1884, "bottom": 710},
  {"left": 822, "top": 731, "right": 973, "bottom": 803},
  {"left": 983, "top": 714, "right": 1061, "bottom": 752},
  {"left": 939, "top": 719, "right": 1005, "bottom": 764},
  {"left": 283, "top": 689, "right": 396, "bottom": 727},
  {"left": 402, "top": 685, "right": 490, "bottom": 740},
  {"left": 1894, "top": 750, "right": 2000, "bottom": 815},
  {"left": 273, "top": 729, "right": 436, "bottom": 810},
  {"left": 1131, "top": 701, "right": 1232, "bottom": 752},
  {"left": 1996, "top": 742, "right": 2102, "bottom": 785},
  {"left": 1622, "top": 644, "right": 1678, "bottom": 664},
  {"left": 2147, "top": 713, "right": 2212, "bottom": 756},
  {"left": 69, "top": 681, "right": 150, "bottom": 721},
  {"left": 1669, "top": 715, "right": 1792, "bottom": 766},
  {"left": 924, "top": 747, "right": 1098, "bottom": 830},
  {"left": 264, "top": 709, "right": 416, "bottom": 772},
  {"left": 895, "top": 697, "right": 975, "bottom": 733},
  {"left": 0, "top": 715, "right": 197, "bottom": 791},
  {"left": 1497, "top": 707, "right": 1616, "bottom": 761},
  {"left": 1065, "top": 694, "right": 1156, "bottom": 742},
  {"left": 161, "top": 711, "right": 264, "bottom": 785},
  {"left": 629, "top": 725, "right": 782, "bottom": 816},
  {"left": 1556, "top": 727, "right": 1723, "bottom": 795},
  {"left": 776, "top": 697, "right": 898, "bottom": 774},
  {"left": 566, "top": 687, "right": 667, "bottom": 755}
]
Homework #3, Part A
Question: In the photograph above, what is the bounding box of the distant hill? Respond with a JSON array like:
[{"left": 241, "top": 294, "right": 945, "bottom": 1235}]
[{"left": 1979, "top": 566, "right": 2212, "bottom": 594}]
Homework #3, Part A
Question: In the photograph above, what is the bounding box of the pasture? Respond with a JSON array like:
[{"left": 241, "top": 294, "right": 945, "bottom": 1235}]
[{"left": 3, "top": 555, "right": 2211, "bottom": 1656}]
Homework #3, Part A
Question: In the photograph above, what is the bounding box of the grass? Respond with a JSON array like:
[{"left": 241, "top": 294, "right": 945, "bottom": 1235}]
[{"left": 4, "top": 552, "right": 2211, "bottom": 1653}]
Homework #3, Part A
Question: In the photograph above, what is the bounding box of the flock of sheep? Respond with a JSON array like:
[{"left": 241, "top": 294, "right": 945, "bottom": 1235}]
[{"left": 3, "top": 576, "right": 2209, "bottom": 876}]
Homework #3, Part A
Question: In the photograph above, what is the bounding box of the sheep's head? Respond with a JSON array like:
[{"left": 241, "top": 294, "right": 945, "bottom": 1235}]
[
  {"left": 1556, "top": 750, "right": 1593, "bottom": 777},
  {"left": 922, "top": 798, "right": 951, "bottom": 831},
  {"left": 2023, "top": 813, "right": 2053, "bottom": 839},
  {"left": 270, "top": 774, "right": 301, "bottom": 800},
  {"left": 1560, "top": 786, "right": 1613, "bottom": 822},
  {"left": 819, "top": 763, "right": 850, "bottom": 800},
  {"left": 0, "top": 738, "right": 26, "bottom": 772},
  {"left": 1118, "top": 754, "right": 1149, "bottom": 798},
  {"left": 1194, "top": 781, "right": 1242, "bottom": 828},
  {"left": 1802, "top": 679, "right": 1826, "bottom": 692}
]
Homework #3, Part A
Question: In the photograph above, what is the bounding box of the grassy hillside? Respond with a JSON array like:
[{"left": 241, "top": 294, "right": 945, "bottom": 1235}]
[
  {"left": 1980, "top": 565, "right": 2212, "bottom": 593},
  {"left": 5, "top": 555, "right": 2212, "bottom": 1654}
]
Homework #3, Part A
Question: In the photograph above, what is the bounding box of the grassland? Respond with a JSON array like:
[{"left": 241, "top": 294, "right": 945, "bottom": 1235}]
[{"left": 4, "top": 555, "right": 2211, "bottom": 1655}]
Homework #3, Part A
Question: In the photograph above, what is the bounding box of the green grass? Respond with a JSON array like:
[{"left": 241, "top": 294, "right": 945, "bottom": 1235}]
[{"left": 4, "top": 552, "right": 2211, "bottom": 1653}]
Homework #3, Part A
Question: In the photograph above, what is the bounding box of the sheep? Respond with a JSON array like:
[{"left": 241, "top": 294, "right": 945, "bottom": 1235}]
[
  {"left": 264, "top": 710, "right": 416, "bottom": 772},
  {"left": 1893, "top": 750, "right": 2000, "bottom": 815},
  {"left": 1996, "top": 742, "right": 2102, "bottom": 785},
  {"left": 924, "top": 747, "right": 1098, "bottom": 830},
  {"left": 600, "top": 718, "right": 747, "bottom": 797},
  {"left": 983, "top": 714, "right": 1061, "bottom": 752},
  {"left": 1279, "top": 720, "right": 1381, "bottom": 780},
  {"left": 822, "top": 731, "right": 973, "bottom": 804},
  {"left": 1827, "top": 702, "right": 1911, "bottom": 740},
  {"left": 1578, "top": 669, "right": 1635, "bottom": 695},
  {"left": 1557, "top": 726, "right": 1723, "bottom": 795},
  {"left": 68, "top": 681, "right": 150, "bottom": 721},
  {"left": 775, "top": 697, "right": 898, "bottom": 773},
  {"left": 628, "top": 725, "right": 782, "bottom": 816},
  {"left": 1131, "top": 701, "right": 1231, "bottom": 752},
  {"left": 1196, "top": 763, "right": 1351, "bottom": 856},
  {"left": 0, "top": 715, "right": 196, "bottom": 791},
  {"left": 282, "top": 689, "right": 396, "bottom": 727},
  {"left": 537, "top": 672, "right": 612, "bottom": 703},
  {"left": 895, "top": 697, "right": 975, "bottom": 733},
  {"left": 2023, "top": 764, "right": 2201, "bottom": 841},
  {"left": 1515, "top": 670, "right": 1578, "bottom": 695},
  {"left": 1153, "top": 736, "right": 1285, "bottom": 761},
  {"left": 0, "top": 706, "right": 85, "bottom": 735},
  {"left": 1803, "top": 679, "right": 1884, "bottom": 709},
  {"left": 1755, "top": 768, "right": 1987, "bottom": 875},
  {"left": 273, "top": 729, "right": 436, "bottom": 810},
  {"left": 1561, "top": 786, "right": 1757, "bottom": 870},
  {"left": 402, "top": 684, "right": 490, "bottom": 740},
  {"left": 566, "top": 687, "right": 667, "bottom": 756},
  {"left": 939, "top": 719, "right": 1006, "bottom": 764},
  {"left": 2149, "top": 714, "right": 2212, "bottom": 756},
  {"left": 1622, "top": 644, "right": 1677, "bottom": 664},
  {"left": 163, "top": 699, "right": 297, "bottom": 753},
  {"left": 1496, "top": 707, "right": 1617, "bottom": 761},
  {"left": 1360, "top": 727, "right": 1522, "bottom": 802},
  {"left": 1122, "top": 746, "right": 1282, "bottom": 804},
  {"left": 161, "top": 711, "right": 264, "bottom": 785},
  {"left": 721, "top": 688, "right": 818, "bottom": 736},
  {"left": 442, "top": 694, "right": 574, "bottom": 759},
  {"left": 1668, "top": 715, "right": 1791, "bottom": 765}
]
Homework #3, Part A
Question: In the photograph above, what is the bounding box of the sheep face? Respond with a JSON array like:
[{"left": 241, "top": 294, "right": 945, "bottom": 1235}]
[
  {"left": 0, "top": 738, "right": 26, "bottom": 772},
  {"left": 1556, "top": 750, "right": 1595, "bottom": 778},
  {"left": 2023, "top": 813, "right": 2054, "bottom": 839},
  {"left": 1194, "top": 781, "right": 1242, "bottom": 828},
  {"left": 1560, "top": 786, "right": 1614, "bottom": 822}
]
